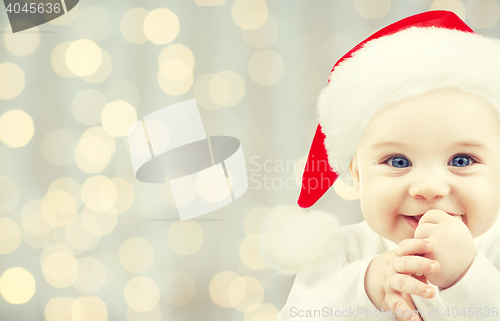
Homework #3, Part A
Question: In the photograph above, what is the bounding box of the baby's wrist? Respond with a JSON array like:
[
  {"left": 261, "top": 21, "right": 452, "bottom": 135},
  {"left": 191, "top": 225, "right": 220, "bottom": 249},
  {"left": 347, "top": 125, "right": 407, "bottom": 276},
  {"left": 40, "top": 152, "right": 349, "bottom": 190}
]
[
  {"left": 439, "top": 259, "right": 475, "bottom": 290},
  {"left": 364, "top": 255, "right": 386, "bottom": 309}
]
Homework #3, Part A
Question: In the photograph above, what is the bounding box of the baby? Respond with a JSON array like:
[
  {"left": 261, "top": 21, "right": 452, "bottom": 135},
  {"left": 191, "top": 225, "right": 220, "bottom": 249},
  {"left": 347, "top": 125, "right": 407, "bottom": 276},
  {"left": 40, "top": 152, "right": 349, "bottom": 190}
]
[
  {"left": 355, "top": 87, "right": 500, "bottom": 321},
  {"left": 259, "top": 10, "right": 500, "bottom": 321}
]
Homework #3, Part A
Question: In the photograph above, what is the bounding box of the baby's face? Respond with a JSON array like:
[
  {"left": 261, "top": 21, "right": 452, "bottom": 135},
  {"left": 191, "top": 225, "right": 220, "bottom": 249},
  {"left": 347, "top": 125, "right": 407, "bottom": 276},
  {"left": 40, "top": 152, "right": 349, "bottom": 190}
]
[{"left": 349, "top": 88, "right": 500, "bottom": 244}]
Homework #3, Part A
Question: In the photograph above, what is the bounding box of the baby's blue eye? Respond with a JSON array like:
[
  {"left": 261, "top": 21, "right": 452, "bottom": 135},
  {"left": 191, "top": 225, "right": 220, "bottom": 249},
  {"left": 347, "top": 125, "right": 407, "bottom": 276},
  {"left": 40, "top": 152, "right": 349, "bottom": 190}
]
[
  {"left": 450, "top": 155, "right": 472, "bottom": 167},
  {"left": 389, "top": 156, "right": 410, "bottom": 168}
]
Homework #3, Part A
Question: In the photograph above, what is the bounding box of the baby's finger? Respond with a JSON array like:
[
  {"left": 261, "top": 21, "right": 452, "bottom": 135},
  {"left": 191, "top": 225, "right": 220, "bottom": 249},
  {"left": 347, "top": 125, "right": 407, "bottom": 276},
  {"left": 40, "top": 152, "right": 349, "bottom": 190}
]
[
  {"left": 393, "top": 256, "right": 439, "bottom": 275},
  {"left": 385, "top": 292, "right": 418, "bottom": 321},
  {"left": 390, "top": 273, "right": 435, "bottom": 299},
  {"left": 414, "top": 223, "right": 436, "bottom": 239},
  {"left": 396, "top": 238, "right": 432, "bottom": 256}
]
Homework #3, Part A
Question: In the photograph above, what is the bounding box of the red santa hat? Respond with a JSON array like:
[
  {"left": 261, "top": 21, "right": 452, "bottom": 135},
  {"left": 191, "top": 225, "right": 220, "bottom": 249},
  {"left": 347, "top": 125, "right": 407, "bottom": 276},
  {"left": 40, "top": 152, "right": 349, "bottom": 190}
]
[{"left": 260, "top": 10, "right": 500, "bottom": 274}]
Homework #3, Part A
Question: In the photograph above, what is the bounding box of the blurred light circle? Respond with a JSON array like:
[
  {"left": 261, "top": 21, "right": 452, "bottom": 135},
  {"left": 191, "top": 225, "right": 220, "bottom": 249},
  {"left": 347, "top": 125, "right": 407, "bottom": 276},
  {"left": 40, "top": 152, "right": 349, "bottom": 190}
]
[
  {"left": 124, "top": 276, "right": 160, "bottom": 312},
  {"left": 72, "top": 89, "right": 107, "bottom": 126},
  {"left": 47, "top": 186, "right": 79, "bottom": 215},
  {"left": 81, "top": 175, "right": 117, "bottom": 212},
  {"left": 75, "top": 6, "right": 110, "bottom": 42},
  {"left": 81, "top": 206, "right": 118, "bottom": 236},
  {"left": 242, "top": 16, "right": 278, "bottom": 49},
  {"left": 82, "top": 49, "right": 113, "bottom": 84},
  {"left": 40, "top": 243, "right": 73, "bottom": 261},
  {"left": 248, "top": 50, "right": 284, "bottom": 86},
  {"left": 126, "top": 305, "right": 162, "bottom": 321},
  {"left": 466, "top": 0, "right": 500, "bottom": 29},
  {"left": 41, "top": 250, "right": 79, "bottom": 288},
  {"left": 158, "top": 59, "right": 193, "bottom": 95},
  {"left": 168, "top": 221, "right": 203, "bottom": 255},
  {"left": 65, "top": 39, "right": 102, "bottom": 77},
  {"left": 209, "top": 271, "right": 242, "bottom": 307},
  {"left": 243, "top": 303, "right": 280, "bottom": 321},
  {"left": 75, "top": 127, "right": 116, "bottom": 173},
  {"left": 0, "top": 218, "right": 21, "bottom": 254},
  {"left": 0, "top": 109, "right": 34, "bottom": 147},
  {"left": 0, "top": 62, "right": 25, "bottom": 99},
  {"left": 48, "top": 177, "right": 81, "bottom": 207},
  {"left": 229, "top": 276, "right": 264, "bottom": 311},
  {"left": 71, "top": 296, "right": 108, "bottom": 321},
  {"left": 73, "top": 257, "right": 106, "bottom": 293},
  {"left": 209, "top": 70, "right": 245, "bottom": 107},
  {"left": 231, "top": 0, "right": 268, "bottom": 30},
  {"left": 41, "top": 129, "right": 77, "bottom": 166},
  {"left": 75, "top": 145, "right": 110, "bottom": 173},
  {"left": 45, "top": 298, "right": 75, "bottom": 321},
  {"left": 105, "top": 79, "right": 141, "bottom": 108},
  {"left": 0, "top": 267, "right": 36, "bottom": 304},
  {"left": 354, "top": 0, "right": 391, "bottom": 18},
  {"left": 80, "top": 137, "right": 110, "bottom": 164},
  {"left": 101, "top": 100, "right": 138, "bottom": 137},
  {"left": 193, "top": 74, "right": 221, "bottom": 110},
  {"left": 3, "top": 24, "right": 40, "bottom": 56},
  {"left": 21, "top": 201, "right": 54, "bottom": 236},
  {"left": 65, "top": 216, "right": 101, "bottom": 251},
  {"left": 0, "top": 176, "right": 20, "bottom": 213},
  {"left": 159, "top": 59, "right": 192, "bottom": 80},
  {"left": 51, "top": 42, "right": 76, "bottom": 78},
  {"left": 161, "top": 270, "right": 196, "bottom": 306},
  {"left": 41, "top": 193, "right": 76, "bottom": 228},
  {"left": 227, "top": 277, "right": 246, "bottom": 307},
  {"left": 119, "top": 237, "right": 155, "bottom": 273},
  {"left": 196, "top": 167, "right": 231, "bottom": 202},
  {"left": 144, "top": 8, "right": 180, "bottom": 45},
  {"left": 121, "top": 8, "right": 149, "bottom": 44},
  {"left": 244, "top": 207, "right": 270, "bottom": 235},
  {"left": 158, "top": 44, "right": 195, "bottom": 70},
  {"left": 239, "top": 234, "right": 268, "bottom": 270},
  {"left": 110, "top": 177, "right": 135, "bottom": 214}
]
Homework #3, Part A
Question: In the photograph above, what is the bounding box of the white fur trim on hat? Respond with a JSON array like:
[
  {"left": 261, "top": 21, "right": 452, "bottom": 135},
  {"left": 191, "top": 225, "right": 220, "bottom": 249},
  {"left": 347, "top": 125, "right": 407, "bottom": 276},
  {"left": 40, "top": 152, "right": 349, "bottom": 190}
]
[
  {"left": 258, "top": 205, "right": 340, "bottom": 275},
  {"left": 318, "top": 26, "right": 500, "bottom": 184}
]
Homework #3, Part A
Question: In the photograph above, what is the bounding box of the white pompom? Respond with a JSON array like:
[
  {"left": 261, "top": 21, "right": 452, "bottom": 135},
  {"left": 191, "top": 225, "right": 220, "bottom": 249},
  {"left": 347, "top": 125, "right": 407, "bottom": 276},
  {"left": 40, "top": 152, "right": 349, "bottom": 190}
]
[{"left": 258, "top": 205, "right": 341, "bottom": 275}]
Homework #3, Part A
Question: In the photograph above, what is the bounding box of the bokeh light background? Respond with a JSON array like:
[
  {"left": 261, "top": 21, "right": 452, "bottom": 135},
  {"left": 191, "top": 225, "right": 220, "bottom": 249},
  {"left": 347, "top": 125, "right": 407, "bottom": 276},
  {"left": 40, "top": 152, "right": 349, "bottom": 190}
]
[{"left": 0, "top": 0, "right": 499, "bottom": 320}]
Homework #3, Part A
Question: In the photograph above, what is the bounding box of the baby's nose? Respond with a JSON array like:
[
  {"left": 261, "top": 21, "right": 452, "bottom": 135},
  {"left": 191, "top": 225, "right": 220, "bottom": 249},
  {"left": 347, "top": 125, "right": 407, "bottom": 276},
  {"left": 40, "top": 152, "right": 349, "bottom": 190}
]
[{"left": 408, "top": 174, "right": 450, "bottom": 200}]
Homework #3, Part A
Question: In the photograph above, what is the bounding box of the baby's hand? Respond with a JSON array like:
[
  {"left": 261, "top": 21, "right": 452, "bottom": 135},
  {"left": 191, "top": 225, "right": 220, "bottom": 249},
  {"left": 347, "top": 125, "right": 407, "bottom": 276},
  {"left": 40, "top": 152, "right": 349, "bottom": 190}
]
[
  {"left": 365, "top": 238, "right": 439, "bottom": 321},
  {"left": 414, "top": 209, "right": 476, "bottom": 289}
]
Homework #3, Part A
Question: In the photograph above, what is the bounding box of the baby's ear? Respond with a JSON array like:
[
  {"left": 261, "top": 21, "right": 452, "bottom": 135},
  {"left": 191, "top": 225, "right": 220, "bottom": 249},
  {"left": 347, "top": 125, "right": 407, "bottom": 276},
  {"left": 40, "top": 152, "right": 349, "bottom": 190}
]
[{"left": 349, "top": 155, "right": 360, "bottom": 193}]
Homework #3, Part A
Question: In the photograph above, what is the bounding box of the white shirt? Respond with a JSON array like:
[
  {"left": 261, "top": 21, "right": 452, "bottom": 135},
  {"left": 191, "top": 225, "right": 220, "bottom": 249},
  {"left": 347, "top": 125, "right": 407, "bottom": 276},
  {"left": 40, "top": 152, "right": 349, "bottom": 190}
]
[{"left": 277, "top": 219, "right": 500, "bottom": 321}]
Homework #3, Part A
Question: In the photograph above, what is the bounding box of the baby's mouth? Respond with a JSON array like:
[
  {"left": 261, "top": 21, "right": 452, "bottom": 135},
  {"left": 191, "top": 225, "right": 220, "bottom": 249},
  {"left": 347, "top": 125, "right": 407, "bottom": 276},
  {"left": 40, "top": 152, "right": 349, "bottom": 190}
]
[{"left": 406, "top": 213, "right": 464, "bottom": 223}]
